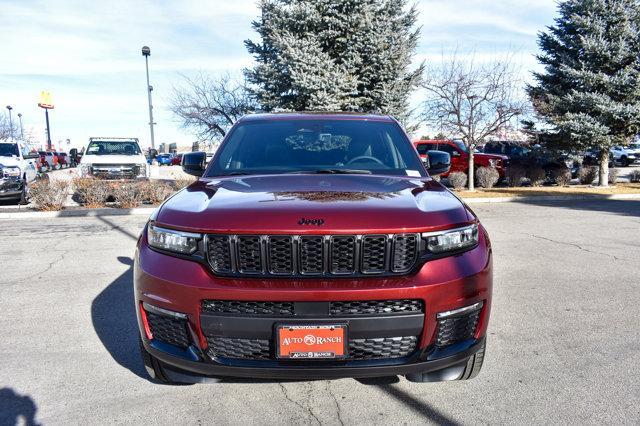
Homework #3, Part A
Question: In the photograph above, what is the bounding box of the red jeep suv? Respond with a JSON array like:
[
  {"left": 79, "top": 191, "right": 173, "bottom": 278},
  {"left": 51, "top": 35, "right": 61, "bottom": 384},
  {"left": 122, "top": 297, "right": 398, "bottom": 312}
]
[
  {"left": 414, "top": 139, "right": 507, "bottom": 178},
  {"left": 135, "top": 113, "right": 492, "bottom": 384}
]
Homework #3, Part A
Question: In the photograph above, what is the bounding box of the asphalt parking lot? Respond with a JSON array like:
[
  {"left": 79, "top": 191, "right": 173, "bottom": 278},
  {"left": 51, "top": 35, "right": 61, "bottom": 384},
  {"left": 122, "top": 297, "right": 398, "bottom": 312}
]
[{"left": 1, "top": 199, "right": 639, "bottom": 425}]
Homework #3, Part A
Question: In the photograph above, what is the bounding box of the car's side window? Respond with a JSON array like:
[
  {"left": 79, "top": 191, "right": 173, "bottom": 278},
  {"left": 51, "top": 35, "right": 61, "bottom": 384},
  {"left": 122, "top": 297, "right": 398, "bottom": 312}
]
[{"left": 437, "top": 143, "right": 458, "bottom": 155}]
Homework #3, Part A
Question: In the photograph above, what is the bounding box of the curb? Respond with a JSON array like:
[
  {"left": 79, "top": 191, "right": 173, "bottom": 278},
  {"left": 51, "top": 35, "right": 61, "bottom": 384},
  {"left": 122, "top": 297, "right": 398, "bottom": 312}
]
[
  {"left": 462, "top": 193, "right": 640, "bottom": 203},
  {"left": 0, "top": 207, "right": 156, "bottom": 220}
]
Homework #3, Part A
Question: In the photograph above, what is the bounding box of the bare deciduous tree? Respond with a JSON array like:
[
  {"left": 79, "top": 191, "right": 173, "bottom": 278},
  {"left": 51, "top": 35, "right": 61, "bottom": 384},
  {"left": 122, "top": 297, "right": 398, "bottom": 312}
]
[
  {"left": 423, "top": 53, "right": 528, "bottom": 190},
  {"left": 0, "top": 114, "right": 18, "bottom": 142},
  {"left": 170, "top": 72, "right": 255, "bottom": 143}
]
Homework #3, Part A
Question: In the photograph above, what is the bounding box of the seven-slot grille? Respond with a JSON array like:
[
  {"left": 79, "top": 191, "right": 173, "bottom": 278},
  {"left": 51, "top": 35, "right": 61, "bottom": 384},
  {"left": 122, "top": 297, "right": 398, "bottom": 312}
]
[{"left": 205, "top": 234, "right": 419, "bottom": 277}]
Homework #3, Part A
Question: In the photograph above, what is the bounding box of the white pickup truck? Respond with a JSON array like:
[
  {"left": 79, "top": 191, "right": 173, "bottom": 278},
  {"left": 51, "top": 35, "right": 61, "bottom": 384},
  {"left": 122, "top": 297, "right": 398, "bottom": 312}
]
[
  {"left": 0, "top": 141, "right": 39, "bottom": 204},
  {"left": 79, "top": 137, "right": 149, "bottom": 179}
]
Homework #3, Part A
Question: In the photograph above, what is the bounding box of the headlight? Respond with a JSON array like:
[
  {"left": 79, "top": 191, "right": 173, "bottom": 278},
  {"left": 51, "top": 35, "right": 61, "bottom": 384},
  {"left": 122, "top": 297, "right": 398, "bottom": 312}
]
[
  {"left": 138, "top": 163, "right": 147, "bottom": 176},
  {"left": 147, "top": 225, "right": 201, "bottom": 254},
  {"left": 80, "top": 164, "right": 92, "bottom": 176},
  {"left": 3, "top": 166, "right": 21, "bottom": 177},
  {"left": 422, "top": 224, "right": 479, "bottom": 254}
]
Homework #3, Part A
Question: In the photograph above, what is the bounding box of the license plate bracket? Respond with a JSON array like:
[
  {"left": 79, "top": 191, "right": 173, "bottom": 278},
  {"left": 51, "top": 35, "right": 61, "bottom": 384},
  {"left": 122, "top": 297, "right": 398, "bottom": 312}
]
[{"left": 276, "top": 324, "right": 348, "bottom": 359}]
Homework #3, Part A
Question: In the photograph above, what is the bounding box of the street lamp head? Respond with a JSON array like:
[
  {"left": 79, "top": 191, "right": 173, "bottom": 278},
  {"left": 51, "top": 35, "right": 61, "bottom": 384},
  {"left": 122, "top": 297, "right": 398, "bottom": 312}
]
[
  {"left": 142, "top": 46, "right": 151, "bottom": 56},
  {"left": 6, "top": 105, "right": 12, "bottom": 111},
  {"left": 17, "top": 113, "right": 22, "bottom": 118}
]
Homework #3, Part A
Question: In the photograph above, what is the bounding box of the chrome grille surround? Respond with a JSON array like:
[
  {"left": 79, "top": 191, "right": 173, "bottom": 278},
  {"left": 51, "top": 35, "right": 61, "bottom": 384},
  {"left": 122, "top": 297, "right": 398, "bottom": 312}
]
[{"left": 205, "top": 233, "right": 420, "bottom": 277}]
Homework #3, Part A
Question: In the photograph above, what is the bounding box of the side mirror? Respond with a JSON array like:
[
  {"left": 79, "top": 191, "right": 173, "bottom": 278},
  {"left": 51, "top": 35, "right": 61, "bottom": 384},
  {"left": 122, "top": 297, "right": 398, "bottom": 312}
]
[
  {"left": 182, "top": 151, "right": 207, "bottom": 177},
  {"left": 426, "top": 150, "right": 451, "bottom": 176},
  {"left": 451, "top": 150, "right": 461, "bottom": 157}
]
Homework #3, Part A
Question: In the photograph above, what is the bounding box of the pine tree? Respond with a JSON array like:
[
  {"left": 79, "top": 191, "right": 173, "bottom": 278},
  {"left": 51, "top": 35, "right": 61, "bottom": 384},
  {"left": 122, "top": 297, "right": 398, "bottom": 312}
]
[
  {"left": 527, "top": 0, "right": 640, "bottom": 186},
  {"left": 244, "top": 0, "right": 424, "bottom": 127}
]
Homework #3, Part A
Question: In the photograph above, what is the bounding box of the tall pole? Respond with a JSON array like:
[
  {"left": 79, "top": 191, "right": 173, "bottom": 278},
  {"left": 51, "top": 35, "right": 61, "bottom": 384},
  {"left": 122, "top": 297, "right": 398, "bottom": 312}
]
[
  {"left": 142, "top": 46, "right": 155, "bottom": 149},
  {"left": 17, "top": 113, "right": 24, "bottom": 139},
  {"left": 6, "top": 105, "right": 13, "bottom": 141},
  {"left": 45, "top": 109, "right": 52, "bottom": 150}
]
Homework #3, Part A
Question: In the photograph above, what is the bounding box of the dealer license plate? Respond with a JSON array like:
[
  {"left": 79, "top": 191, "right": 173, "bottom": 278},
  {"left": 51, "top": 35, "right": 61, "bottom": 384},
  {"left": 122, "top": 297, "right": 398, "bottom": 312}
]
[{"left": 276, "top": 324, "right": 347, "bottom": 359}]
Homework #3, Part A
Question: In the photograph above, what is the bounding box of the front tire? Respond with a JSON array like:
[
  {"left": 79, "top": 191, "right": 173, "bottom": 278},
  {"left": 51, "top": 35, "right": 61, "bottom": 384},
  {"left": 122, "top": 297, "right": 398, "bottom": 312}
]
[
  {"left": 457, "top": 342, "right": 486, "bottom": 380},
  {"left": 139, "top": 338, "right": 179, "bottom": 384},
  {"left": 620, "top": 156, "right": 629, "bottom": 167},
  {"left": 19, "top": 179, "right": 30, "bottom": 205}
]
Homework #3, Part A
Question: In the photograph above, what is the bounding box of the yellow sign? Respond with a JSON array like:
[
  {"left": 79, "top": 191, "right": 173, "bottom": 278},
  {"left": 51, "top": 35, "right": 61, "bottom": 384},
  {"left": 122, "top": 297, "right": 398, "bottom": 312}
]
[{"left": 38, "top": 91, "right": 54, "bottom": 109}]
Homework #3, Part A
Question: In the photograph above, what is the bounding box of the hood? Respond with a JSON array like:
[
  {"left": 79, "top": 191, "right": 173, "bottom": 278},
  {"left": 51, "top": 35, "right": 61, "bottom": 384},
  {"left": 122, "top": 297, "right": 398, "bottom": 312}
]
[
  {"left": 0, "top": 156, "right": 21, "bottom": 168},
  {"left": 81, "top": 154, "right": 146, "bottom": 164},
  {"left": 475, "top": 152, "right": 509, "bottom": 161},
  {"left": 155, "top": 174, "right": 471, "bottom": 234}
]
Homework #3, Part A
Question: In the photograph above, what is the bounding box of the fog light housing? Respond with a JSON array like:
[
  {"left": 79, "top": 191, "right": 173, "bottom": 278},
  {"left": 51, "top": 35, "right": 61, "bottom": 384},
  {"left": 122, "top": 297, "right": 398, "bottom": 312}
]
[{"left": 436, "top": 302, "right": 483, "bottom": 346}]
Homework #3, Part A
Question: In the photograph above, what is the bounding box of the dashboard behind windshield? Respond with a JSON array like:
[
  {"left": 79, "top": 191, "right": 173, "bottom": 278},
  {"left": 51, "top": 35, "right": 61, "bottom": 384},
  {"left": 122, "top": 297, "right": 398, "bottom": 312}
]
[
  {"left": 208, "top": 119, "right": 425, "bottom": 177},
  {"left": 86, "top": 141, "right": 141, "bottom": 155}
]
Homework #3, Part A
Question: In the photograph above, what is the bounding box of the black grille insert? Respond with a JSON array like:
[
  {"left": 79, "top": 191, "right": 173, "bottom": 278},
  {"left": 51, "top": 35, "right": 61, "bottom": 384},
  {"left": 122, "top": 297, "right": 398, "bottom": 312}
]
[
  {"left": 436, "top": 310, "right": 481, "bottom": 346},
  {"left": 205, "top": 233, "right": 420, "bottom": 277},
  {"left": 207, "top": 337, "right": 271, "bottom": 360},
  {"left": 349, "top": 336, "right": 418, "bottom": 359},
  {"left": 146, "top": 311, "right": 190, "bottom": 349},
  {"left": 330, "top": 299, "right": 424, "bottom": 316},
  {"left": 202, "top": 300, "right": 295, "bottom": 316},
  {"left": 201, "top": 299, "right": 424, "bottom": 317},
  {"left": 204, "top": 336, "right": 418, "bottom": 361}
]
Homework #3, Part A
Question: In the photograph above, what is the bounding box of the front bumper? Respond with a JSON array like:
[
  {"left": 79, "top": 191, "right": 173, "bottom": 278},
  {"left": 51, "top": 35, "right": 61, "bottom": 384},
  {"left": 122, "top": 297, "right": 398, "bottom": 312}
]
[
  {"left": 134, "top": 227, "right": 493, "bottom": 379},
  {"left": 0, "top": 178, "right": 23, "bottom": 199}
]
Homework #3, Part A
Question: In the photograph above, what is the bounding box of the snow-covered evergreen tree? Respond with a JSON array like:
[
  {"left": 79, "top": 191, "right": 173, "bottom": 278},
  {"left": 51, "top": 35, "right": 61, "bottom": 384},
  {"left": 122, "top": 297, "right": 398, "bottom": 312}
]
[
  {"left": 244, "top": 0, "right": 424, "bottom": 127},
  {"left": 527, "top": 0, "right": 640, "bottom": 186}
]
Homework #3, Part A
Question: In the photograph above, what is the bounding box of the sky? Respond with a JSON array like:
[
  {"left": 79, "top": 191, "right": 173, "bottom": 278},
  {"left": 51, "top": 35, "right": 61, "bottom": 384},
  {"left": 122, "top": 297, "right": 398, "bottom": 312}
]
[{"left": 0, "top": 0, "right": 558, "bottom": 151}]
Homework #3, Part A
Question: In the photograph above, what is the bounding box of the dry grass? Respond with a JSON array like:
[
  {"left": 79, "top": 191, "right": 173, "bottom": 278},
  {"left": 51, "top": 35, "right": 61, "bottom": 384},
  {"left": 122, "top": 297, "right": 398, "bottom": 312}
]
[
  {"left": 456, "top": 183, "right": 640, "bottom": 199},
  {"left": 29, "top": 180, "right": 70, "bottom": 211}
]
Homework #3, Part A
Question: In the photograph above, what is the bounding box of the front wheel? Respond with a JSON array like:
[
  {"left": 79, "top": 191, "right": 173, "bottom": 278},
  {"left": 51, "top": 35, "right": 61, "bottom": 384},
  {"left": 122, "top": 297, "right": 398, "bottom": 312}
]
[
  {"left": 620, "top": 156, "right": 629, "bottom": 167},
  {"left": 19, "top": 179, "right": 30, "bottom": 205},
  {"left": 139, "top": 338, "right": 181, "bottom": 384}
]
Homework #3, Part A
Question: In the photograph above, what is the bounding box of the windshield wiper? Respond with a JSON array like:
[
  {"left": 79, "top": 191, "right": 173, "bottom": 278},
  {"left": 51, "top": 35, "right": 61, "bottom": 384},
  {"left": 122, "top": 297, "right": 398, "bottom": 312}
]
[
  {"left": 223, "top": 171, "right": 251, "bottom": 176},
  {"left": 288, "top": 169, "right": 372, "bottom": 175}
]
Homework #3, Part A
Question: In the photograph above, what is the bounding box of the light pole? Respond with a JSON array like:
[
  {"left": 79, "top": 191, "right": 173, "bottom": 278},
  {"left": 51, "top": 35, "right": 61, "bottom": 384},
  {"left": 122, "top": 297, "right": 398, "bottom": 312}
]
[
  {"left": 6, "top": 105, "right": 13, "bottom": 141},
  {"left": 17, "top": 113, "right": 24, "bottom": 140},
  {"left": 142, "top": 45, "right": 156, "bottom": 149}
]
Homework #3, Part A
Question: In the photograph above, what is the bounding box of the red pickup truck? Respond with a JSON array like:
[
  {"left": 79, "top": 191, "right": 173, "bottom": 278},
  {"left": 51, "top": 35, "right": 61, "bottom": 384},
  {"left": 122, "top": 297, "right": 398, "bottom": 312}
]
[{"left": 413, "top": 139, "right": 508, "bottom": 177}]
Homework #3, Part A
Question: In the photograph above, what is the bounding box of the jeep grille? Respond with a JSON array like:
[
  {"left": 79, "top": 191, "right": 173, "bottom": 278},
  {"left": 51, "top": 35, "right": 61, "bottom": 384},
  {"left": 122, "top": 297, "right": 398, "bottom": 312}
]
[{"left": 205, "top": 234, "right": 419, "bottom": 277}]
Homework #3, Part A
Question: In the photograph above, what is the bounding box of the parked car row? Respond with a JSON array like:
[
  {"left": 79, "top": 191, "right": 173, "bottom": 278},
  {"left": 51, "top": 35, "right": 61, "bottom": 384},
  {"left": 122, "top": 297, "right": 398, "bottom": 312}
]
[
  {"left": 413, "top": 138, "right": 639, "bottom": 187},
  {"left": 36, "top": 150, "right": 78, "bottom": 173},
  {"left": 152, "top": 152, "right": 184, "bottom": 166}
]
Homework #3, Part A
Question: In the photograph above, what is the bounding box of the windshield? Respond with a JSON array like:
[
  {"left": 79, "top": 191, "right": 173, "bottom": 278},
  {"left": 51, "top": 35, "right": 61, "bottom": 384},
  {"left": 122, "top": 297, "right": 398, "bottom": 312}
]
[
  {"left": 86, "top": 140, "right": 141, "bottom": 156},
  {"left": 0, "top": 144, "right": 19, "bottom": 157},
  {"left": 207, "top": 119, "right": 425, "bottom": 177},
  {"left": 453, "top": 140, "right": 468, "bottom": 153}
]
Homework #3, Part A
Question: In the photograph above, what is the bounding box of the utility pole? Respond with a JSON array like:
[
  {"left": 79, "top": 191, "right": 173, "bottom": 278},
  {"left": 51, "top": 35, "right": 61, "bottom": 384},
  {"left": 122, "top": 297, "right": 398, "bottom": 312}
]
[
  {"left": 6, "top": 105, "right": 13, "bottom": 141},
  {"left": 142, "top": 45, "right": 156, "bottom": 149},
  {"left": 17, "top": 113, "right": 24, "bottom": 139}
]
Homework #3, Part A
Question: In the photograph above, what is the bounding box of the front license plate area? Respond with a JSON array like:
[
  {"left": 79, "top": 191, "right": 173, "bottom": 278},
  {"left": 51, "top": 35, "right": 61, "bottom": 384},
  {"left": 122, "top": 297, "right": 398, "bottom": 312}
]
[{"left": 276, "top": 324, "right": 347, "bottom": 359}]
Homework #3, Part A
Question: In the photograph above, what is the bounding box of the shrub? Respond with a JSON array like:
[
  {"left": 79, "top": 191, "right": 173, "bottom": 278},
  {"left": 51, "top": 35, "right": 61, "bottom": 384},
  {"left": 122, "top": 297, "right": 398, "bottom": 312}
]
[
  {"left": 112, "top": 182, "right": 145, "bottom": 208},
  {"left": 552, "top": 166, "right": 572, "bottom": 186},
  {"left": 608, "top": 167, "right": 619, "bottom": 185},
  {"left": 139, "top": 180, "right": 175, "bottom": 204},
  {"left": 505, "top": 164, "right": 526, "bottom": 187},
  {"left": 630, "top": 169, "right": 640, "bottom": 183},
  {"left": 72, "top": 177, "right": 109, "bottom": 208},
  {"left": 526, "top": 166, "right": 546, "bottom": 187},
  {"left": 29, "top": 180, "right": 69, "bottom": 211},
  {"left": 475, "top": 166, "right": 499, "bottom": 189},
  {"left": 448, "top": 172, "right": 468, "bottom": 190},
  {"left": 172, "top": 177, "right": 197, "bottom": 191},
  {"left": 578, "top": 166, "right": 598, "bottom": 185}
]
